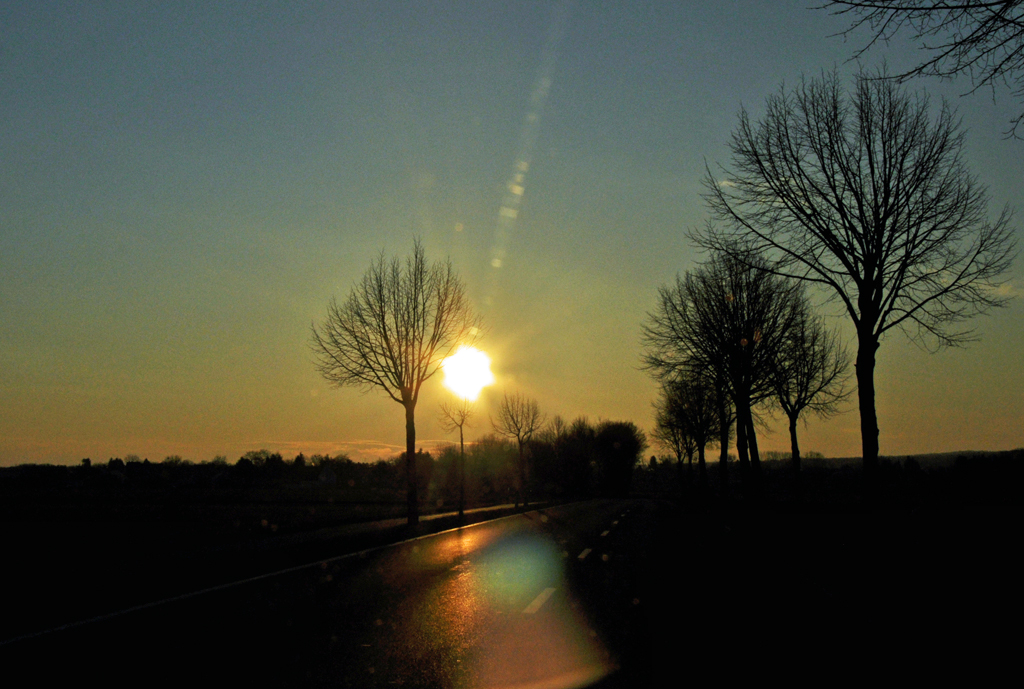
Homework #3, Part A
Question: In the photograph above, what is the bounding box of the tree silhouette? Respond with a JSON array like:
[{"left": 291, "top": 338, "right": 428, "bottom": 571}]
[
  {"left": 551, "top": 416, "right": 597, "bottom": 498},
  {"left": 310, "top": 240, "right": 481, "bottom": 525},
  {"left": 594, "top": 421, "right": 648, "bottom": 498},
  {"left": 492, "top": 392, "right": 545, "bottom": 509},
  {"left": 644, "top": 271, "right": 734, "bottom": 492},
  {"left": 652, "top": 388, "right": 697, "bottom": 490},
  {"left": 643, "top": 247, "right": 802, "bottom": 497},
  {"left": 771, "top": 298, "right": 851, "bottom": 491},
  {"left": 439, "top": 396, "right": 474, "bottom": 518},
  {"left": 653, "top": 370, "right": 720, "bottom": 493},
  {"left": 823, "top": 1, "right": 1024, "bottom": 136},
  {"left": 699, "top": 69, "right": 1017, "bottom": 497}
]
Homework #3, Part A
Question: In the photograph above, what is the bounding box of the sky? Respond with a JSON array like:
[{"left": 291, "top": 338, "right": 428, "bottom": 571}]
[{"left": 2, "top": 1, "right": 1021, "bottom": 466}]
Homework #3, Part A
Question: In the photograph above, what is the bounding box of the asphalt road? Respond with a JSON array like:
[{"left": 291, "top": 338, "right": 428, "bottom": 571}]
[
  {"left": 3, "top": 499, "right": 667, "bottom": 687},
  {"left": 4, "top": 498, "right": 1019, "bottom": 686}
]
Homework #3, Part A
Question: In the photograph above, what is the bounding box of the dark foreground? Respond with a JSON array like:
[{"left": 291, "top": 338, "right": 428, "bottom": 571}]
[{"left": 2, "top": 497, "right": 1020, "bottom": 686}]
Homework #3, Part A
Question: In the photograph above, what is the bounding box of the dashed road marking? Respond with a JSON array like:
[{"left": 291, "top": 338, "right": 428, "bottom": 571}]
[
  {"left": 600, "top": 530, "right": 609, "bottom": 537},
  {"left": 578, "top": 548, "right": 592, "bottom": 560},
  {"left": 612, "top": 520, "right": 619, "bottom": 525},
  {"left": 523, "top": 587, "right": 556, "bottom": 614}
]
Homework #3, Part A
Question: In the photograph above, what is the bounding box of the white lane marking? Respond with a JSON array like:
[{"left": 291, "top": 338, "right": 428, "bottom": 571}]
[
  {"left": 600, "top": 530, "right": 610, "bottom": 537},
  {"left": 523, "top": 587, "right": 556, "bottom": 614},
  {"left": 612, "top": 520, "right": 619, "bottom": 525},
  {"left": 578, "top": 548, "right": 592, "bottom": 560}
]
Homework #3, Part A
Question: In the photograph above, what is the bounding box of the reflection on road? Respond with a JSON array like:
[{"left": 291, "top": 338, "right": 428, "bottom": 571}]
[
  {"left": 360, "top": 518, "right": 613, "bottom": 688},
  {"left": 5, "top": 503, "right": 629, "bottom": 688}
]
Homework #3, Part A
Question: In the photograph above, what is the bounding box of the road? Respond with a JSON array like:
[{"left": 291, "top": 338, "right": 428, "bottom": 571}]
[
  {"left": 4, "top": 499, "right": 669, "bottom": 687},
  {"left": 5, "top": 498, "right": 1019, "bottom": 686}
]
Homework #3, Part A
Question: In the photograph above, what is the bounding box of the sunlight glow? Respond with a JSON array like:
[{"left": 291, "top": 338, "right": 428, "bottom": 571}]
[{"left": 441, "top": 346, "right": 494, "bottom": 401}]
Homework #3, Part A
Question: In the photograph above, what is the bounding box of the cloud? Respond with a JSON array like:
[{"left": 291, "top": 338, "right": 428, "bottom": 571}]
[{"left": 990, "top": 280, "right": 1018, "bottom": 298}]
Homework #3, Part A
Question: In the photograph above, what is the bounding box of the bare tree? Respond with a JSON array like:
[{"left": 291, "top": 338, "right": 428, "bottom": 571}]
[
  {"left": 547, "top": 414, "right": 568, "bottom": 441},
  {"left": 310, "top": 240, "right": 481, "bottom": 525},
  {"left": 643, "top": 273, "right": 734, "bottom": 493},
  {"left": 439, "top": 396, "right": 474, "bottom": 518},
  {"left": 822, "top": 1, "right": 1024, "bottom": 136},
  {"left": 700, "top": 70, "right": 1017, "bottom": 496},
  {"left": 643, "top": 247, "right": 802, "bottom": 497},
  {"left": 492, "top": 391, "right": 545, "bottom": 508},
  {"left": 772, "top": 299, "right": 852, "bottom": 489},
  {"left": 644, "top": 275, "right": 738, "bottom": 493},
  {"left": 652, "top": 391, "right": 697, "bottom": 481},
  {"left": 653, "top": 369, "right": 720, "bottom": 493}
]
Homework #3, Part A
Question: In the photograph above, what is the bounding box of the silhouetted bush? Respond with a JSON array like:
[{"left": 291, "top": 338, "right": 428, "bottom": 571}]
[
  {"left": 235, "top": 457, "right": 256, "bottom": 481},
  {"left": 594, "top": 421, "right": 648, "bottom": 498}
]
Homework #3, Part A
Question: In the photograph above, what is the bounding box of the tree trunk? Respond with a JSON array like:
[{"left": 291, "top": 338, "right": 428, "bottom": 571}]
[
  {"left": 736, "top": 402, "right": 750, "bottom": 491},
  {"left": 717, "top": 383, "right": 730, "bottom": 499},
  {"left": 719, "top": 417, "right": 730, "bottom": 500},
  {"left": 404, "top": 401, "right": 419, "bottom": 525},
  {"left": 697, "top": 444, "right": 708, "bottom": 492},
  {"left": 746, "top": 410, "right": 763, "bottom": 498},
  {"left": 686, "top": 450, "right": 694, "bottom": 494},
  {"left": 676, "top": 451, "right": 685, "bottom": 498},
  {"left": 458, "top": 425, "right": 465, "bottom": 519},
  {"left": 788, "top": 413, "right": 801, "bottom": 501},
  {"left": 518, "top": 441, "right": 528, "bottom": 509},
  {"left": 856, "top": 327, "right": 880, "bottom": 501}
]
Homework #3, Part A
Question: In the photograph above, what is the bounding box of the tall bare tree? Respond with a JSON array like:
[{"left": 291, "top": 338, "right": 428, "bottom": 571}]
[
  {"left": 439, "top": 396, "right": 474, "bottom": 518},
  {"left": 310, "top": 240, "right": 481, "bottom": 525},
  {"left": 823, "top": 1, "right": 1024, "bottom": 136},
  {"left": 492, "top": 391, "right": 545, "bottom": 508},
  {"left": 772, "top": 299, "right": 852, "bottom": 487},
  {"left": 700, "top": 69, "right": 1017, "bottom": 496}
]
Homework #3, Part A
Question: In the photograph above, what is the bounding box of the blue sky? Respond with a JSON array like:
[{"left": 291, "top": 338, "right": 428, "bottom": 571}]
[{"left": 2, "top": 1, "right": 1021, "bottom": 464}]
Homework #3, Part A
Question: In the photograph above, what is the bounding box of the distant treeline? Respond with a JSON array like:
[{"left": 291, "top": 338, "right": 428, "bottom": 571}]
[
  {"left": 0, "top": 418, "right": 648, "bottom": 512},
  {"left": 3, "top": 440, "right": 1021, "bottom": 513},
  {"left": 635, "top": 447, "right": 1024, "bottom": 507}
]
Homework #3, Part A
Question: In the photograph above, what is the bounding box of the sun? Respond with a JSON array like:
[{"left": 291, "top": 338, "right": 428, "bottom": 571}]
[{"left": 441, "top": 346, "right": 494, "bottom": 401}]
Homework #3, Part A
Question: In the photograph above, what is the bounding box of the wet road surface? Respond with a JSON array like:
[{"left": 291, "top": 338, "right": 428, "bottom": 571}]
[
  {"left": 4, "top": 499, "right": 660, "bottom": 687},
  {"left": 6, "top": 498, "right": 1019, "bottom": 686}
]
